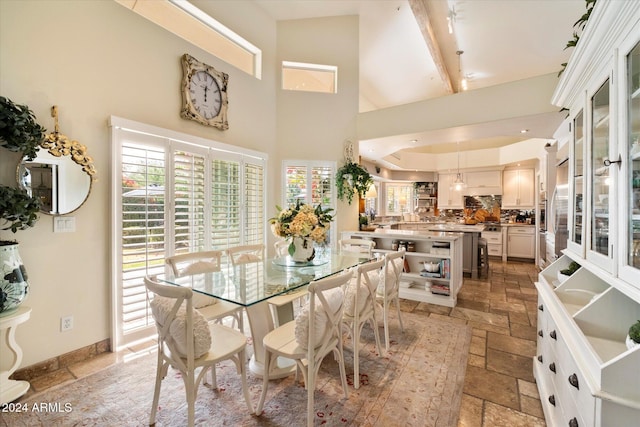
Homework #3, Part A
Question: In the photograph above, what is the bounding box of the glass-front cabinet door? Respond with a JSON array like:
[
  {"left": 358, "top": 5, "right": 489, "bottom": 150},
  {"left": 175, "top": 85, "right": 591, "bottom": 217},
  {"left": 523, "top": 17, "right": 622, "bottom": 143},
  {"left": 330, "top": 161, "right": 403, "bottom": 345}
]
[
  {"left": 589, "top": 78, "right": 612, "bottom": 269},
  {"left": 571, "top": 110, "right": 584, "bottom": 252},
  {"left": 627, "top": 41, "right": 640, "bottom": 273}
]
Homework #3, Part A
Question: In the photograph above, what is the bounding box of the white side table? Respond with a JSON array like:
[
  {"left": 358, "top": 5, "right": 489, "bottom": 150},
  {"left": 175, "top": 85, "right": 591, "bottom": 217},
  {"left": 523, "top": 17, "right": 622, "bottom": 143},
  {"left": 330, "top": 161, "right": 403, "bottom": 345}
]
[{"left": 0, "top": 306, "right": 32, "bottom": 404}]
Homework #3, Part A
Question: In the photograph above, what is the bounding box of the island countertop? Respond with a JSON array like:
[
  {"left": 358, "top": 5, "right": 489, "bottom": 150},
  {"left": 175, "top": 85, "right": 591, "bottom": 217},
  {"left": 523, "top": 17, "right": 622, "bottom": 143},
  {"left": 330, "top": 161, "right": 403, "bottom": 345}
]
[
  {"left": 347, "top": 228, "right": 462, "bottom": 241},
  {"left": 424, "top": 224, "right": 486, "bottom": 233}
]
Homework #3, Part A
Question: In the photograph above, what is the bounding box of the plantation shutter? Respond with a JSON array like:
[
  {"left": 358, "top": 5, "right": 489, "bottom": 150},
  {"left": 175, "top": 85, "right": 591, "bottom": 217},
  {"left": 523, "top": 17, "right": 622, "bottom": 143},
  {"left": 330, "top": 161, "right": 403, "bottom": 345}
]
[
  {"left": 283, "top": 161, "right": 336, "bottom": 244},
  {"left": 244, "top": 160, "right": 265, "bottom": 245},
  {"left": 112, "top": 117, "right": 267, "bottom": 349},
  {"left": 117, "top": 131, "right": 167, "bottom": 345},
  {"left": 173, "top": 148, "right": 207, "bottom": 254},
  {"left": 210, "top": 157, "right": 241, "bottom": 249}
]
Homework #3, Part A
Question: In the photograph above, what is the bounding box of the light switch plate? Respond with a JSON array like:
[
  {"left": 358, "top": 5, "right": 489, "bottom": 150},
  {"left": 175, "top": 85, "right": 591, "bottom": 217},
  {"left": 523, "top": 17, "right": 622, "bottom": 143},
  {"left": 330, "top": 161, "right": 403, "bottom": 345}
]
[{"left": 54, "top": 216, "right": 76, "bottom": 233}]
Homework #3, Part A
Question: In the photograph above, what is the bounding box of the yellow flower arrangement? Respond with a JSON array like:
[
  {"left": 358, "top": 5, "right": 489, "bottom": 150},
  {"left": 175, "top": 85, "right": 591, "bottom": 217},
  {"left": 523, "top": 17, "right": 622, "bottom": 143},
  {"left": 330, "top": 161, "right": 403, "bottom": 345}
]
[{"left": 269, "top": 201, "right": 334, "bottom": 256}]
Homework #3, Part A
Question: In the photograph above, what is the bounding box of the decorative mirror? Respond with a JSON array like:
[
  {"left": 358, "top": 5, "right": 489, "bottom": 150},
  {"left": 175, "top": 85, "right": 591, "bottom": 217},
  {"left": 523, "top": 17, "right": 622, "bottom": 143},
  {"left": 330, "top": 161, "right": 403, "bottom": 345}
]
[{"left": 16, "top": 106, "right": 96, "bottom": 215}]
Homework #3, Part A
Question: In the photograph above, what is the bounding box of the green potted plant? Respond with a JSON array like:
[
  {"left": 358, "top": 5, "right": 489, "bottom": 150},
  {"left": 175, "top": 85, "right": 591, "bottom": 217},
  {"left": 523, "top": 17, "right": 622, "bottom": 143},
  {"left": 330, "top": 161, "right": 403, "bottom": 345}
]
[
  {"left": 0, "top": 97, "right": 44, "bottom": 316},
  {"left": 336, "top": 161, "right": 373, "bottom": 205},
  {"left": 626, "top": 320, "right": 640, "bottom": 350},
  {"left": 0, "top": 96, "right": 46, "bottom": 161}
]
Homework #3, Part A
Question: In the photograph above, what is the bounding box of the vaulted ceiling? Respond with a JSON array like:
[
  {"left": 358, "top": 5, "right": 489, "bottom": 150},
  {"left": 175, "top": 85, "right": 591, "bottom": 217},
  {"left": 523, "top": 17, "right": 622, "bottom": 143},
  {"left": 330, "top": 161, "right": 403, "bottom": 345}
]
[{"left": 256, "top": 0, "right": 587, "bottom": 169}]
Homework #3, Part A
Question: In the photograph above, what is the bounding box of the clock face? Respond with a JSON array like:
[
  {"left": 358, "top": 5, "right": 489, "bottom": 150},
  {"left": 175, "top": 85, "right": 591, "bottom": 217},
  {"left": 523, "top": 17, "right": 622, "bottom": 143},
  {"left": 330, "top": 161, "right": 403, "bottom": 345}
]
[
  {"left": 189, "top": 71, "right": 222, "bottom": 120},
  {"left": 180, "top": 54, "right": 229, "bottom": 130}
]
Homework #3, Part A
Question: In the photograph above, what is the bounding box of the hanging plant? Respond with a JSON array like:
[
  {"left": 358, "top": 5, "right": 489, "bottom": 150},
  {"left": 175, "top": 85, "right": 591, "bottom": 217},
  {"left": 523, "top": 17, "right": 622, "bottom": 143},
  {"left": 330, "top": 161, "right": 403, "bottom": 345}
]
[
  {"left": 336, "top": 162, "right": 373, "bottom": 205},
  {"left": 0, "top": 186, "right": 41, "bottom": 237},
  {"left": 0, "top": 96, "right": 46, "bottom": 161}
]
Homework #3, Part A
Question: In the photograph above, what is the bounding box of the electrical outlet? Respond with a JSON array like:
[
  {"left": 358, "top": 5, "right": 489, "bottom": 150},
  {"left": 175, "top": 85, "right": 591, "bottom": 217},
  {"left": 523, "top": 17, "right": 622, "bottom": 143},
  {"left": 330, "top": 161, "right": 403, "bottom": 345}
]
[{"left": 61, "top": 315, "right": 73, "bottom": 332}]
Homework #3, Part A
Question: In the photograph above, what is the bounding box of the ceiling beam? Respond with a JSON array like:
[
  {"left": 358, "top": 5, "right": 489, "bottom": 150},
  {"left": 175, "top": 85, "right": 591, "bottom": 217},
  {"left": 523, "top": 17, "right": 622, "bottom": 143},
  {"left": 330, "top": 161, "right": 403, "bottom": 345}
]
[{"left": 408, "top": 0, "right": 455, "bottom": 94}]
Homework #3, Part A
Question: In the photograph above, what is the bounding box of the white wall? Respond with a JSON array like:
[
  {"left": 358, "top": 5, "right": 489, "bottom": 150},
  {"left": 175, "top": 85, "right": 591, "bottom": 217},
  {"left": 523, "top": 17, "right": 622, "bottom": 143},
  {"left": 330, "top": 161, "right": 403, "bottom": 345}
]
[
  {"left": 275, "top": 15, "right": 360, "bottom": 236},
  {"left": 0, "top": 0, "right": 278, "bottom": 366},
  {"left": 0, "top": 0, "right": 360, "bottom": 367}
]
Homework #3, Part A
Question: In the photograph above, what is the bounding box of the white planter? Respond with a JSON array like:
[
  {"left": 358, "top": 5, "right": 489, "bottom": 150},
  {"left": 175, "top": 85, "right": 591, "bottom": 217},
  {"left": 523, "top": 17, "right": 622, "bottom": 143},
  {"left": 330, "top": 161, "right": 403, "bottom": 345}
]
[
  {"left": 291, "top": 237, "right": 315, "bottom": 262},
  {"left": 626, "top": 334, "right": 640, "bottom": 351},
  {"left": 0, "top": 242, "right": 29, "bottom": 317}
]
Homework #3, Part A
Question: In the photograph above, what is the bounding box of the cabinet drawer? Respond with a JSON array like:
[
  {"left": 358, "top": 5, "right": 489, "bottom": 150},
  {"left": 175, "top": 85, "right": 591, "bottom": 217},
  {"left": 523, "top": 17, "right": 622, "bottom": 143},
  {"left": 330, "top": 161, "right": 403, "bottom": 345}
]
[
  {"left": 508, "top": 226, "right": 534, "bottom": 235},
  {"left": 555, "top": 333, "right": 596, "bottom": 427},
  {"left": 482, "top": 232, "right": 503, "bottom": 244},
  {"left": 487, "top": 244, "right": 502, "bottom": 256}
]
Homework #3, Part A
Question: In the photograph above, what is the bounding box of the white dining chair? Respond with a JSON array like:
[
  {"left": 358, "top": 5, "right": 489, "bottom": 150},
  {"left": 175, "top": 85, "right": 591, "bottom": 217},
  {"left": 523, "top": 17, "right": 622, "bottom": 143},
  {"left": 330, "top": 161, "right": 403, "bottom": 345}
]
[
  {"left": 165, "top": 251, "right": 244, "bottom": 332},
  {"left": 144, "top": 276, "right": 253, "bottom": 427},
  {"left": 342, "top": 258, "right": 384, "bottom": 389},
  {"left": 338, "top": 238, "right": 375, "bottom": 257},
  {"left": 226, "top": 244, "right": 265, "bottom": 266},
  {"left": 256, "top": 271, "right": 352, "bottom": 427},
  {"left": 377, "top": 250, "right": 406, "bottom": 351}
]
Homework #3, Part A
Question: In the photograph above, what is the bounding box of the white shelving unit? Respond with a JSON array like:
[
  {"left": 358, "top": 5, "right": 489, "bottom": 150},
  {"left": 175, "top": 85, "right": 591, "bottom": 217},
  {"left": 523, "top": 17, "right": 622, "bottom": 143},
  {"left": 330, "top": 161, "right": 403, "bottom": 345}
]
[
  {"left": 341, "top": 229, "right": 463, "bottom": 307},
  {"left": 535, "top": 253, "right": 640, "bottom": 427}
]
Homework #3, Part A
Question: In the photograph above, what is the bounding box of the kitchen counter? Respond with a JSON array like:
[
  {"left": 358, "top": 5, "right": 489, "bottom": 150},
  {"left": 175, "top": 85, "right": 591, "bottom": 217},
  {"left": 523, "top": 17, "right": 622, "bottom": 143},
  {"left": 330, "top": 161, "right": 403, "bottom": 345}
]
[
  {"left": 351, "top": 228, "right": 463, "bottom": 241},
  {"left": 424, "top": 224, "right": 486, "bottom": 233}
]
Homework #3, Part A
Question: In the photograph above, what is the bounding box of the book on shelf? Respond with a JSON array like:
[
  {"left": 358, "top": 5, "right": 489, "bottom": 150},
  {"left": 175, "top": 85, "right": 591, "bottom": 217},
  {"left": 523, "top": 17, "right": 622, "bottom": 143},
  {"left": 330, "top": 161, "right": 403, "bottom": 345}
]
[
  {"left": 420, "top": 270, "right": 441, "bottom": 278},
  {"left": 440, "top": 259, "right": 450, "bottom": 279},
  {"left": 430, "top": 283, "right": 450, "bottom": 296}
]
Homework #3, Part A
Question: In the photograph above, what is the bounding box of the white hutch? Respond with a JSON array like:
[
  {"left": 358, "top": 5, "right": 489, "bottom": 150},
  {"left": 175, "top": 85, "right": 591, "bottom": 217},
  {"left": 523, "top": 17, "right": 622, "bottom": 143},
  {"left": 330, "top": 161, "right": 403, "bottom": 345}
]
[{"left": 534, "top": 2, "right": 640, "bottom": 426}]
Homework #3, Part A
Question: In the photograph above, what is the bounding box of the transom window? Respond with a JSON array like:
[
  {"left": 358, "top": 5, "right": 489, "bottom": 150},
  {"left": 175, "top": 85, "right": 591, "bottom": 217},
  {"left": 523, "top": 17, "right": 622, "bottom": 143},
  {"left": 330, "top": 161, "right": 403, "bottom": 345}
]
[{"left": 282, "top": 61, "right": 337, "bottom": 93}]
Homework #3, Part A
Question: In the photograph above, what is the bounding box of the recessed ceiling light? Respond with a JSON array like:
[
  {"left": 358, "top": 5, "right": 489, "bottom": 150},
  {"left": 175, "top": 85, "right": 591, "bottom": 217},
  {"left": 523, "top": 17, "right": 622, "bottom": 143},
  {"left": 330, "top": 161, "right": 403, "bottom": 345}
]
[
  {"left": 410, "top": 139, "right": 418, "bottom": 143},
  {"left": 520, "top": 129, "right": 529, "bottom": 134}
]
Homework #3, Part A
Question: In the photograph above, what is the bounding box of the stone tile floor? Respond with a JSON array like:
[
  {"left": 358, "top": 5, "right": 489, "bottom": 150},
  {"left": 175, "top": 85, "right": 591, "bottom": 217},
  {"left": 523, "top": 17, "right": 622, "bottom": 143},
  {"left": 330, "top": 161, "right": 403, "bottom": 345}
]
[{"left": 15, "top": 259, "right": 545, "bottom": 427}]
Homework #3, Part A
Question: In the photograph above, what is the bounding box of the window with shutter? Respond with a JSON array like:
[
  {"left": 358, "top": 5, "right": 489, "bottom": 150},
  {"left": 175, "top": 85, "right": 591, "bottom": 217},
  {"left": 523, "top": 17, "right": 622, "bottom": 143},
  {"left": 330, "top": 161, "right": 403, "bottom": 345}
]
[
  {"left": 283, "top": 161, "right": 336, "bottom": 244},
  {"left": 111, "top": 117, "right": 267, "bottom": 349}
]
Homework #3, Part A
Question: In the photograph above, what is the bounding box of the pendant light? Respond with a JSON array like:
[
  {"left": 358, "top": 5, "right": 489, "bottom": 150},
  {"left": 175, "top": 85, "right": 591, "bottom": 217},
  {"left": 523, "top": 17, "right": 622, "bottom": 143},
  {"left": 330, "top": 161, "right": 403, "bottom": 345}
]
[{"left": 453, "top": 141, "right": 465, "bottom": 191}]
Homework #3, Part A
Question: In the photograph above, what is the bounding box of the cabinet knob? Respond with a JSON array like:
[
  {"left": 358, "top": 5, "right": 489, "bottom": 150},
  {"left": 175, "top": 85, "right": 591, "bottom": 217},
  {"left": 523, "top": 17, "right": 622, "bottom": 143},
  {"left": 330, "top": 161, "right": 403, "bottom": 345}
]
[
  {"left": 537, "top": 355, "right": 543, "bottom": 363},
  {"left": 548, "top": 395, "right": 556, "bottom": 406},
  {"left": 538, "top": 330, "right": 544, "bottom": 338},
  {"left": 538, "top": 304, "right": 544, "bottom": 311},
  {"left": 550, "top": 330, "right": 557, "bottom": 340},
  {"left": 568, "top": 373, "right": 579, "bottom": 389},
  {"left": 569, "top": 417, "right": 579, "bottom": 427},
  {"left": 549, "top": 362, "right": 556, "bottom": 373}
]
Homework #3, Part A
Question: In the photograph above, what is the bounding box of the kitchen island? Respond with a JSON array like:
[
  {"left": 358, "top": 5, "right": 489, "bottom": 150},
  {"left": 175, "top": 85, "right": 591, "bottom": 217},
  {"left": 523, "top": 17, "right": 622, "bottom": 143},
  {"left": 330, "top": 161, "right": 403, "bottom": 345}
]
[
  {"left": 341, "top": 229, "right": 463, "bottom": 307},
  {"left": 424, "top": 223, "right": 485, "bottom": 279}
]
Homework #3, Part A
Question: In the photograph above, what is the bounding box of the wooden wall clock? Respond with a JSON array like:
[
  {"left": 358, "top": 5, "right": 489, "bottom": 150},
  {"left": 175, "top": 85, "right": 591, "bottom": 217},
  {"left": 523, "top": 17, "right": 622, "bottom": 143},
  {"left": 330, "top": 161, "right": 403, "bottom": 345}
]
[{"left": 180, "top": 53, "right": 229, "bottom": 130}]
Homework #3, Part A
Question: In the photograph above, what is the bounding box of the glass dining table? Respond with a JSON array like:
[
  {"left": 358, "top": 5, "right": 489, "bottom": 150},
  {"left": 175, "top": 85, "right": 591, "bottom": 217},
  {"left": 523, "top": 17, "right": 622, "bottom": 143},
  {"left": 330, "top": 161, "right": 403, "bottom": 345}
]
[{"left": 159, "top": 250, "right": 370, "bottom": 379}]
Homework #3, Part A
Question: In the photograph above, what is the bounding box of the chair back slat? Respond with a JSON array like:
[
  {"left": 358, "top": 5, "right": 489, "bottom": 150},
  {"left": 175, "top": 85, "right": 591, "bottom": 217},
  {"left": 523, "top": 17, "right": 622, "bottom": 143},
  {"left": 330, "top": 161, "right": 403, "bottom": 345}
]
[
  {"left": 226, "top": 244, "right": 265, "bottom": 266},
  {"left": 144, "top": 276, "right": 195, "bottom": 372},
  {"left": 166, "top": 250, "right": 223, "bottom": 277},
  {"left": 383, "top": 250, "right": 405, "bottom": 295},
  {"left": 307, "top": 271, "right": 352, "bottom": 361}
]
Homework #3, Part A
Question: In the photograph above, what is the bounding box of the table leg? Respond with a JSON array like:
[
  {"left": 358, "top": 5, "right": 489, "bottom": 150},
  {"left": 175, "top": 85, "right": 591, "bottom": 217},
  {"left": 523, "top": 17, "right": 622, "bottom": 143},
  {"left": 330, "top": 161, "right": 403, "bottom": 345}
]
[
  {"left": 0, "top": 307, "right": 31, "bottom": 404},
  {"left": 245, "top": 302, "right": 296, "bottom": 379}
]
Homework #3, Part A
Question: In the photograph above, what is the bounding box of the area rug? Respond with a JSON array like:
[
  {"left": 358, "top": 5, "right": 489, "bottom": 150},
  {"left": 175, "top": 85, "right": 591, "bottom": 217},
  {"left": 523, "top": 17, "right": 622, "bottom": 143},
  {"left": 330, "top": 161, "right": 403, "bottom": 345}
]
[{"left": 1, "top": 312, "right": 471, "bottom": 427}]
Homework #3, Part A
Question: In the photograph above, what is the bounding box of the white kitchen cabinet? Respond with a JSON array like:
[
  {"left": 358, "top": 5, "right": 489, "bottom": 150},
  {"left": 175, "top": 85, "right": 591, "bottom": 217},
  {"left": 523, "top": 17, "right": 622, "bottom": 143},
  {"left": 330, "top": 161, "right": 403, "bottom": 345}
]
[
  {"left": 341, "top": 230, "right": 463, "bottom": 307},
  {"left": 437, "top": 173, "right": 464, "bottom": 209},
  {"left": 464, "top": 170, "right": 502, "bottom": 195},
  {"left": 507, "top": 226, "right": 535, "bottom": 259},
  {"left": 538, "top": 2, "right": 640, "bottom": 426},
  {"left": 502, "top": 169, "right": 534, "bottom": 208}
]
